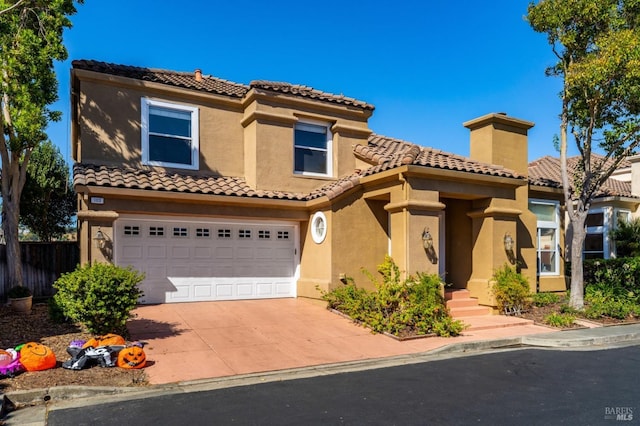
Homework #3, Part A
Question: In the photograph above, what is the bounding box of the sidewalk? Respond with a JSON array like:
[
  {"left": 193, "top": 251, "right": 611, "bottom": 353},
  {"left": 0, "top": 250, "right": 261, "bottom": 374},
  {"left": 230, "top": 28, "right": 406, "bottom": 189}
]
[{"left": 3, "top": 303, "right": 640, "bottom": 425}]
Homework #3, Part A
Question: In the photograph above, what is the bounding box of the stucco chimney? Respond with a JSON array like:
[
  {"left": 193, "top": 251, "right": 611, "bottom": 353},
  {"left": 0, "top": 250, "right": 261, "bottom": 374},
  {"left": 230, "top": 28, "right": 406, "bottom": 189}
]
[
  {"left": 194, "top": 69, "right": 203, "bottom": 82},
  {"left": 463, "top": 113, "right": 534, "bottom": 176},
  {"left": 628, "top": 155, "right": 640, "bottom": 197}
]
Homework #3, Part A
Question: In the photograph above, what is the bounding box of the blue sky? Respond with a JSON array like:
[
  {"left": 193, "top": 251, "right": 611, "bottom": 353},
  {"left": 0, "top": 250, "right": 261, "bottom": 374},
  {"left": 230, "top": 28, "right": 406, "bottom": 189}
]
[{"left": 49, "top": 0, "right": 564, "bottom": 165}]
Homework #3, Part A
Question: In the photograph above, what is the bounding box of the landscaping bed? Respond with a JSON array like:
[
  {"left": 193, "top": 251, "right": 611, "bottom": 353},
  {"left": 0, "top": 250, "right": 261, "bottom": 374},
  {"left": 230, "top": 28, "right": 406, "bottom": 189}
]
[
  {"left": 0, "top": 303, "right": 148, "bottom": 394},
  {"left": 517, "top": 298, "right": 640, "bottom": 329}
]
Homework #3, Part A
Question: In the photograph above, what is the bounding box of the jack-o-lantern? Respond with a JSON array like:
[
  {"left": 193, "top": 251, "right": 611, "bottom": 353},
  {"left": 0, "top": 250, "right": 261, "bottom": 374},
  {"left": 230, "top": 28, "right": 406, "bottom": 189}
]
[
  {"left": 83, "top": 334, "right": 125, "bottom": 348},
  {"left": 20, "top": 342, "right": 56, "bottom": 371},
  {"left": 117, "top": 345, "right": 146, "bottom": 369}
]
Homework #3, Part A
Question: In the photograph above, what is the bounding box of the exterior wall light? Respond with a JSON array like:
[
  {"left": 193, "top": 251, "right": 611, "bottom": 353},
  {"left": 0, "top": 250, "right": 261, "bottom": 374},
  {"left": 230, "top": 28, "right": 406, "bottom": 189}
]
[
  {"left": 0, "top": 228, "right": 5, "bottom": 245},
  {"left": 93, "top": 227, "right": 107, "bottom": 249},
  {"left": 504, "top": 232, "right": 516, "bottom": 264},
  {"left": 422, "top": 227, "right": 433, "bottom": 250},
  {"left": 503, "top": 232, "right": 514, "bottom": 252}
]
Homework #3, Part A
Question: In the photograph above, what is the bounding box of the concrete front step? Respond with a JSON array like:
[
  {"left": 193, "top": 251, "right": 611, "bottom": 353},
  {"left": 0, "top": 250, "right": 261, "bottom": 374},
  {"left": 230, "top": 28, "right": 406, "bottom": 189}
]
[
  {"left": 446, "top": 297, "right": 481, "bottom": 309},
  {"left": 445, "top": 289, "right": 471, "bottom": 300},
  {"left": 459, "top": 315, "right": 535, "bottom": 332},
  {"left": 448, "top": 305, "right": 492, "bottom": 317}
]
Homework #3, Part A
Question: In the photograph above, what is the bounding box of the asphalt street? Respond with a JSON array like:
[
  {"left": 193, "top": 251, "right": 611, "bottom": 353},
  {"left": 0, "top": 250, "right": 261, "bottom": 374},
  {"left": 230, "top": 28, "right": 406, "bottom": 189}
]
[{"left": 48, "top": 346, "right": 640, "bottom": 425}]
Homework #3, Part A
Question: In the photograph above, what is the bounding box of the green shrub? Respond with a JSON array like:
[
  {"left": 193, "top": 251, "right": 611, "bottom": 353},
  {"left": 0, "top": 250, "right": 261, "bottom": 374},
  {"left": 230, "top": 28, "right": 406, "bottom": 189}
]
[
  {"left": 560, "top": 304, "right": 579, "bottom": 315},
  {"left": 491, "top": 264, "right": 531, "bottom": 315},
  {"left": 47, "top": 297, "right": 69, "bottom": 324},
  {"left": 322, "top": 256, "right": 464, "bottom": 337},
  {"left": 53, "top": 263, "right": 145, "bottom": 335},
  {"left": 583, "top": 258, "right": 640, "bottom": 300},
  {"left": 532, "top": 292, "right": 561, "bottom": 307},
  {"left": 610, "top": 217, "right": 640, "bottom": 258},
  {"left": 544, "top": 312, "right": 575, "bottom": 328},
  {"left": 584, "top": 284, "right": 639, "bottom": 319}
]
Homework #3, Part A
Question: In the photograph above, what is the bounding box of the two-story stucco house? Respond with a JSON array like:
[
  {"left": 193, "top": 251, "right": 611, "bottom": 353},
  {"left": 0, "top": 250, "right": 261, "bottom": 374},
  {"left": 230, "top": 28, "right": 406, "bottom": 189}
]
[{"left": 72, "top": 60, "right": 551, "bottom": 306}]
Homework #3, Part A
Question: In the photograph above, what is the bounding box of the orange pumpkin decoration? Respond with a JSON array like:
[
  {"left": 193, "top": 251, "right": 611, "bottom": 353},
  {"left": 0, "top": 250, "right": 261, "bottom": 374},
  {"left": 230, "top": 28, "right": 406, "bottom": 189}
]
[
  {"left": 83, "top": 333, "right": 126, "bottom": 348},
  {"left": 20, "top": 342, "right": 56, "bottom": 371},
  {"left": 117, "top": 345, "right": 146, "bottom": 369}
]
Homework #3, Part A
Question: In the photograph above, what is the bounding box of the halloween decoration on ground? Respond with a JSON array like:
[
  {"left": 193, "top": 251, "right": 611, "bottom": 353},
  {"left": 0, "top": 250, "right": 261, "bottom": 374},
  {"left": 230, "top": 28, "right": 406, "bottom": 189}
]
[
  {"left": 19, "top": 342, "right": 57, "bottom": 371},
  {"left": 63, "top": 345, "right": 124, "bottom": 370},
  {"left": 62, "top": 334, "right": 147, "bottom": 370},
  {"left": 0, "top": 348, "right": 23, "bottom": 377},
  {"left": 116, "top": 342, "right": 147, "bottom": 369},
  {"left": 82, "top": 333, "right": 126, "bottom": 349}
]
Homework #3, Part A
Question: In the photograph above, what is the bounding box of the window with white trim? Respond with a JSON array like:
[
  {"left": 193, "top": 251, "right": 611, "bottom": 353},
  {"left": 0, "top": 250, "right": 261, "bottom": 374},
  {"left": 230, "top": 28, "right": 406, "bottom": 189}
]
[
  {"left": 585, "top": 207, "right": 630, "bottom": 259},
  {"left": 294, "top": 121, "right": 332, "bottom": 176},
  {"left": 141, "top": 98, "right": 199, "bottom": 170},
  {"left": 529, "top": 200, "right": 560, "bottom": 275},
  {"left": 584, "top": 209, "right": 606, "bottom": 259}
]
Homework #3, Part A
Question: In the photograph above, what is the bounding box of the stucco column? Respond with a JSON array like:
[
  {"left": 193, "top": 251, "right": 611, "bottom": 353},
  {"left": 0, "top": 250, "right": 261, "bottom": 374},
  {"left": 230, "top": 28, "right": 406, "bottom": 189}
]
[
  {"left": 77, "top": 210, "right": 119, "bottom": 265},
  {"left": 466, "top": 203, "right": 522, "bottom": 306},
  {"left": 385, "top": 198, "right": 445, "bottom": 277}
]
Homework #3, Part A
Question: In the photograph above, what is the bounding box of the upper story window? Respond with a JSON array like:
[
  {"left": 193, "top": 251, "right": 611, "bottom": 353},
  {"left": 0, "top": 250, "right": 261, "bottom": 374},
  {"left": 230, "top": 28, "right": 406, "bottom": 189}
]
[
  {"left": 529, "top": 200, "right": 560, "bottom": 276},
  {"left": 141, "top": 98, "right": 199, "bottom": 170},
  {"left": 294, "top": 121, "right": 332, "bottom": 177}
]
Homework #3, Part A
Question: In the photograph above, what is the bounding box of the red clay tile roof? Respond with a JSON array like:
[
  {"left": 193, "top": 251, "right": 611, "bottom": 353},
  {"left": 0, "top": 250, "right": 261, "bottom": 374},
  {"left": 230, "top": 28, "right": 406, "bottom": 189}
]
[
  {"left": 357, "top": 134, "right": 524, "bottom": 179},
  {"left": 528, "top": 155, "right": 634, "bottom": 197},
  {"left": 73, "top": 164, "right": 309, "bottom": 201},
  {"left": 72, "top": 60, "right": 249, "bottom": 98},
  {"left": 74, "top": 134, "right": 528, "bottom": 203},
  {"left": 72, "top": 60, "right": 374, "bottom": 110},
  {"left": 250, "top": 80, "right": 374, "bottom": 111}
]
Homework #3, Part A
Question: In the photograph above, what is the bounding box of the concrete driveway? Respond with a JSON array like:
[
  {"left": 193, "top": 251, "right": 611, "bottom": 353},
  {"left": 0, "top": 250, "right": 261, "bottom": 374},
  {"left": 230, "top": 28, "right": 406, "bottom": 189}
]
[{"left": 128, "top": 298, "right": 550, "bottom": 385}]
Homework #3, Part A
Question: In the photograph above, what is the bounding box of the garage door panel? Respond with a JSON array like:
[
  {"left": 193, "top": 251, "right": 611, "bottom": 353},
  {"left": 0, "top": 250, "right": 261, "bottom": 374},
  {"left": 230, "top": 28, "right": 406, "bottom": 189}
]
[
  {"left": 170, "top": 246, "right": 190, "bottom": 258},
  {"left": 215, "top": 247, "right": 233, "bottom": 259},
  {"left": 236, "top": 282, "right": 254, "bottom": 297},
  {"left": 147, "top": 245, "right": 167, "bottom": 259},
  {"left": 117, "top": 219, "right": 296, "bottom": 303},
  {"left": 122, "top": 245, "right": 143, "bottom": 260},
  {"left": 215, "top": 282, "right": 234, "bottom": 297},
  {"left": 256, "top": 282, "right": 274, "bottom": 296},
  {"left": 194, "top": 247, "right": 212, "bottom": 258},
  {"left": 193, "top": 284, "right": 212, "bottom": 298},
  {"left": 255, "top": 247, "right": 274, "bottom": 259},
  {"left": 275, "top": 281, "right": 294, "bottom": 296},
  {"left": 191, "top": 265, "right": 214, "bottom": 277},
  {"left": 235, "top": 247, "right": 253, "bottom": 259}
]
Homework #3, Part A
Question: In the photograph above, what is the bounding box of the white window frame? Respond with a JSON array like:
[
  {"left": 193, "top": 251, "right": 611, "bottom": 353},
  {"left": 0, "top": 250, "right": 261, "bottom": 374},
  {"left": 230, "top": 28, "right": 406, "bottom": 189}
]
[
  {"left": 311, "top": 211, "right": 327, "bottom": 244},
  {"left": 584, "top": 207, "right": 608, "bottom": 260},
  {"left": 141, "top": 98, "right": 199, "bottom": 170},
  {"left": 293, "top": 119, "right": 333, "bottom": 177},
  {"left": 612, "top": 208, "right": 631, "bottom": 258},
  {"left": 530, "top": 200, "right": 560, "bottom": 276}
]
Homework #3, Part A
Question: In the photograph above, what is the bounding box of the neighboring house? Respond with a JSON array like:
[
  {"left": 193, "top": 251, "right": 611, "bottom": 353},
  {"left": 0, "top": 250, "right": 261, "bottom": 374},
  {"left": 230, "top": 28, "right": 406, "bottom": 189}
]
[
  {"left": 527, "top": 154, "right": 640, "bottom": 291},
  {"left": 72, "top": 60, "right": 543, "bottom": 306}
]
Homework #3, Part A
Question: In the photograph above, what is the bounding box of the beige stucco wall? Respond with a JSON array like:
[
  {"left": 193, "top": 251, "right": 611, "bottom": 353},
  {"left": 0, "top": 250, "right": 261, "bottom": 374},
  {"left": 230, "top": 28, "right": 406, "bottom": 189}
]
[
  {"left": 76, "top": 79, "right": 246, "bottom": 177},
  {"left": 241, "top": 92, "right": 372, "bottom": 194}
]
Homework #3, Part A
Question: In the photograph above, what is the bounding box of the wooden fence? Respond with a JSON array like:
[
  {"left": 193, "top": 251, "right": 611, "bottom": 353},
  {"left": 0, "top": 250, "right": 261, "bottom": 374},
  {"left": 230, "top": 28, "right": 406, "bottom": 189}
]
[{"left": 0, "top": 242, "right": 79, "bottom": 300}]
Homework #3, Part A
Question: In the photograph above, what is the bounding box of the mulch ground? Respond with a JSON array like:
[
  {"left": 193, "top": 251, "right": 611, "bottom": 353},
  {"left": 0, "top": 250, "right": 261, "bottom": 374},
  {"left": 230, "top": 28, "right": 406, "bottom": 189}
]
[
  {"left": 517, "top": 302, "right": 640, "bottom": 329},
  {"left": 0, "top": 303, "right": 148, "bottom": 394}
]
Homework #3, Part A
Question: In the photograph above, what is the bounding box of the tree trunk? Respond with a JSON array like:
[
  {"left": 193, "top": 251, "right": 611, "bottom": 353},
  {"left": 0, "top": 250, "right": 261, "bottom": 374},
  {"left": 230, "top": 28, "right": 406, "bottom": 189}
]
[
  {"left": 569, "top": 213, "right": 587, "bottom": 309},
  {"left": 3, "top": 199, "right": 22, "bottom": 288}
]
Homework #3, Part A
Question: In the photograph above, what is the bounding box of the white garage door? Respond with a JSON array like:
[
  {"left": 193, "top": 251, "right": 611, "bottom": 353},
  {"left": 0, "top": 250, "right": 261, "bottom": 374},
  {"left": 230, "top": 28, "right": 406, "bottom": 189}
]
[{"left": 115, "top": 216, "right": 298, "bottom": 304}]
